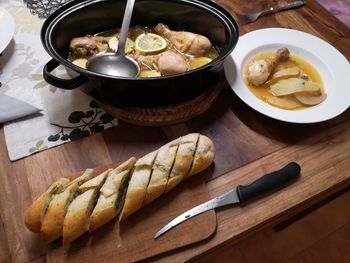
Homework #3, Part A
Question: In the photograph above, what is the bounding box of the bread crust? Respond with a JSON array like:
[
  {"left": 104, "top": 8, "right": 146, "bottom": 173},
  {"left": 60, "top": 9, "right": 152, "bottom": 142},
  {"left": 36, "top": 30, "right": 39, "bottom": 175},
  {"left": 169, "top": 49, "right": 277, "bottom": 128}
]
[
  {"left": 80, "top": 169, "right": 111, "bottom": 190},
  {"left": 89, "top": 192, "right": 118, "bottom": 232},
  {"left": 89, "top": 170, "right": 130, "bottom": 232},
  {"left": 63, "top": 189, "right": 96, "bottom": 245},
  {"left": 89, "top": 158, "right": 136, "bottom": 232},
  {"left": 24, "top": 178, "right": 69, "bottom": 233},
  {"left": 187, "top": 135, "right": 215, "bottom": 177},
  {"left": 40, "top": 169, "right": 93, "bottom": 243},
  {"left": 119, "top": 151, "right": 158, "bottom": 221},
  {"left": 143, "top": 139, "right": 179, "bottom": 205},
  {"left": 63, "top": 170, "right": 109, "bottom": 245},
  {"left": 165, "top": 133, "right": 199, "bottom": 192}
]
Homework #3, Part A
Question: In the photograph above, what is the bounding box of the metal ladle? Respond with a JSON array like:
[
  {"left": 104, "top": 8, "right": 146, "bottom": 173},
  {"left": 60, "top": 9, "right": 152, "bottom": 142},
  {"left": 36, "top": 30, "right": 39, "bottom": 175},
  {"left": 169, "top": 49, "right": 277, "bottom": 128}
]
[{"left": 86, "top": 0, "right": 140, "bottom": 77}]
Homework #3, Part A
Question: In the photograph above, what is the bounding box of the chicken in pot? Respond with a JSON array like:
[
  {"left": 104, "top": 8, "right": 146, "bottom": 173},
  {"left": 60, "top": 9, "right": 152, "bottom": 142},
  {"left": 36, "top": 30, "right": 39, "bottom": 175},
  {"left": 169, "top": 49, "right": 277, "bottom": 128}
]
[{"left": 68, "top": 23, "right": 220, "bottom": 77}]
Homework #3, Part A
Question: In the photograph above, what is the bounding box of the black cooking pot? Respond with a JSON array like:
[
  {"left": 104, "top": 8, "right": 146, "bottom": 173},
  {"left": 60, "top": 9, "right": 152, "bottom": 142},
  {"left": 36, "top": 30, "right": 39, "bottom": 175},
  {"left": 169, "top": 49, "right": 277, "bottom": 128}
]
[{"left": 42, "top": 0, "right": 239, "bottom": 107}]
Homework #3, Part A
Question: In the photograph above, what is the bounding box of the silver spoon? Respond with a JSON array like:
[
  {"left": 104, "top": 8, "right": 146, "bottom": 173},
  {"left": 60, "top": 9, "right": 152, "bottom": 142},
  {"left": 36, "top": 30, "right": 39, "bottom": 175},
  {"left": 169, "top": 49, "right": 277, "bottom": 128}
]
[{"left": 86, "top": 0, "right": 140, "bottom": 77}]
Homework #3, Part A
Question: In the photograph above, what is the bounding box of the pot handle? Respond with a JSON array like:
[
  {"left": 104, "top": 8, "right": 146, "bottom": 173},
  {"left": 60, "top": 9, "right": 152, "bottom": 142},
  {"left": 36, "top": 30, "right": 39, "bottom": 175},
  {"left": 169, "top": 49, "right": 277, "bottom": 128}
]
[{"left": 43, "top": 59, "right": 87, "bottom": 90}]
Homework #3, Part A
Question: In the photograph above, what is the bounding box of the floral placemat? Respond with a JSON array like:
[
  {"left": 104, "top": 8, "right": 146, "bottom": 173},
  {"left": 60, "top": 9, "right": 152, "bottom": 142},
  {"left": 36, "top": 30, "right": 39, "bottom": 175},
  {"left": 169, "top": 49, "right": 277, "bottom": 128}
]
[{"left": 0, "top": 0, "right": 118, "bottom": 161}]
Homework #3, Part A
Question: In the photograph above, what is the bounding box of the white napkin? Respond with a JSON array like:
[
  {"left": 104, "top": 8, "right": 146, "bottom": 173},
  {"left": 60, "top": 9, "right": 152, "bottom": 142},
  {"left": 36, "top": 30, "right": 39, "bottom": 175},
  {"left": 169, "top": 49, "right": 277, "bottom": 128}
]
[{"left": 0, "top": 93, "right": 41, "bottom": 123}]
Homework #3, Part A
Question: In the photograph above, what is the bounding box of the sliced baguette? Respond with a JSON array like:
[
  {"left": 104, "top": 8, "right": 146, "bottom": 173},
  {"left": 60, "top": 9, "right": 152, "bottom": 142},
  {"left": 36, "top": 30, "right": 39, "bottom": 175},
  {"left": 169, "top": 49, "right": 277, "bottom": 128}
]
[
  {"left": 79, "top": 169, "right": 111, "bottom": 191},
  {"left": 25, "top": 133, "right": 215, "bottom": 243},
  {"left": 40, "top": 169, "right": 93, "bottom": 243},
  {"left": 187, "top": 134, "right": 215, "bottom": 177},
  {"left": 120, "top": 134, "right": 214, "bottom": 221},
  {"left": 112, "top": 157, "right": 136, "bottom": 174},
  {"left": 165, "top": 133, "right": 199, "bottom": 193},
  {"left": 24, "top": 177, "right": 70, "bottom": 233},
  {"left": 142, "top": 139, "right": 180, "bottom": 206},
  {"left": 89, "top": 157, "right": 136, "bottom": 232},
  {"left": 119, "top": 151, "right": 158, "bottom": 221},
  {"left": 63, "top": 170, "right": 109, "bottom": 245}
]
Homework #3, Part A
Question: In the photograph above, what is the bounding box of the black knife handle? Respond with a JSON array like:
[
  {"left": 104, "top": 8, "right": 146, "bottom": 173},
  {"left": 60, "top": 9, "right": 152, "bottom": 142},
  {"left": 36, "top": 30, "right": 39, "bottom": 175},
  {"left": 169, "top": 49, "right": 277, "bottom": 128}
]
[{"left": 237, "top": 162, "right": 300, "bottom": 203}]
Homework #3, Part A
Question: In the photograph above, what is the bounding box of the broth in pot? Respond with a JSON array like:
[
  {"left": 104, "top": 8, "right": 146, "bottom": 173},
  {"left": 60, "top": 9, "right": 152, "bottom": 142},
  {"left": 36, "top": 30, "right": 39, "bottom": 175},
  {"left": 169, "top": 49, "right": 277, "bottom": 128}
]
[{"left": 68, "top": 23, "right": 219, "bottom": 77}]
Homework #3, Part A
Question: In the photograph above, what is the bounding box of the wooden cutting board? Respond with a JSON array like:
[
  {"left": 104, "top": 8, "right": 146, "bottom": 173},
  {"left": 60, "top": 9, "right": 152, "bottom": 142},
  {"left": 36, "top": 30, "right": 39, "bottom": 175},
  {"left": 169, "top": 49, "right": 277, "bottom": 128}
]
[{"left": 44, "top": 164, "right": 217, "bottom": 262}]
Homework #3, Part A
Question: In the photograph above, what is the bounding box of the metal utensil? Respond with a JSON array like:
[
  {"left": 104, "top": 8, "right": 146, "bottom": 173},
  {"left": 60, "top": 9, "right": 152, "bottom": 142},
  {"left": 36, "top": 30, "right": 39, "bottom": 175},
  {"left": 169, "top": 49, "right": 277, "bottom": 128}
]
[
  {"left": 236, "top": 0, "right": 305, "bottom": 24},
  {"left": 155, "top": 162, "right": 300, "bottom": 239},
  {"left": 86, "top": 0, "right": 140, "bottom": 77}
]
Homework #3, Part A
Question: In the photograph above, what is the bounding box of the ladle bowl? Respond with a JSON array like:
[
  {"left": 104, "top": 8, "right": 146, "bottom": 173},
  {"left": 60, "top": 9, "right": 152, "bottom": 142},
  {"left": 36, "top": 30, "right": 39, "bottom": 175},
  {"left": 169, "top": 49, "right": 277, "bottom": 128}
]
[
  {"left": 87, "top": 55, "right": 140, "bottom": 77},
  {"left": 86, "top": 0, "right": 140, "bottom": 78}
]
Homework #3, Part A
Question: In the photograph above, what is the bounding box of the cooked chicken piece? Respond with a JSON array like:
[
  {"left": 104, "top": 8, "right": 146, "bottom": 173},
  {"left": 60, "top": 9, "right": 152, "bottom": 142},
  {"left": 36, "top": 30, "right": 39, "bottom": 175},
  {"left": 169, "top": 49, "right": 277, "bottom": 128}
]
[
  {"left": 131, "top": 50, "right": 188, "bottom": 76},
  {"left": 247, "top": 48, "right": 290, "bottom": 86},
  {"left": 154, "top": 23, "right": 212, "bottom": 56},
  {"left": 156, "top": 50, "right": 188, "bottom": 75},
  {"left": 70, "top": 35, "right": 108, "bottom": 58}
]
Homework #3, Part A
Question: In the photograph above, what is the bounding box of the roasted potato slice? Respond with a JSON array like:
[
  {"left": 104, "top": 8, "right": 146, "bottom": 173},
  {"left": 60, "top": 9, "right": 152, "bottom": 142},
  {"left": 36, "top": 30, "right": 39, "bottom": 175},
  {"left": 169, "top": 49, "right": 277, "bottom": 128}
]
[
  {"left": 265, "top": 95, "right": 303, "bottom": 110},
  {"left": 270, "top": 78, "right": 321, "bottom": 96},
  {"left": 295, "top": 87, "right": 327, "bottom": 105}
]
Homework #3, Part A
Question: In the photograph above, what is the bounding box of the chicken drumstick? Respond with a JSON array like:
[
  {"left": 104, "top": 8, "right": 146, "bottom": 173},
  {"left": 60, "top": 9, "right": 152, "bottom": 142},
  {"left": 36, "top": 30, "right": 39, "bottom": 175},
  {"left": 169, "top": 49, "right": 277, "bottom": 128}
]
[
  {"left": 154, "top": 23, "right": 212, "bottom": 56},
  {"left": 247, "top": 48, "right": 290, "bottom": 86},
  {"left": 131, "top": 50, "right": 188, "bottom": 76}
]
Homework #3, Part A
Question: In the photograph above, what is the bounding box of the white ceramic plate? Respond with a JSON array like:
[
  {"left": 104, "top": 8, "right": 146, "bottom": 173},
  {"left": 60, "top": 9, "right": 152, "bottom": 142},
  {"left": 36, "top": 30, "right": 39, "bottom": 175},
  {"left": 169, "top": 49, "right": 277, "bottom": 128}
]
[
  {"left": 224, "top": 28, "right": 350, "bottom": 123},
  {"left": 0, "top": 7, "right": 15, "bottom": 54}
]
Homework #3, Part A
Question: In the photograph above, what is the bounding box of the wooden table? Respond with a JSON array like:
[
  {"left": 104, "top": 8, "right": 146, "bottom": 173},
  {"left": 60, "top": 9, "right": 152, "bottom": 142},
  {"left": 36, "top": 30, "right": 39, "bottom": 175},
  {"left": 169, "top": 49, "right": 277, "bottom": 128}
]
[{"left": 1, "top": 0, "right": 349, "bottom": 262}]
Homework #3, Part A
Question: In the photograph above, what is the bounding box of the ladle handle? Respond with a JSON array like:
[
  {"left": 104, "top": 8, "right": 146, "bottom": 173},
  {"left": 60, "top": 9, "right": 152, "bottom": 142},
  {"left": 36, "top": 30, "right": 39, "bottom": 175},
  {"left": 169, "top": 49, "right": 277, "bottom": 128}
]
[{"left": 117, "top": 0, "right": 135, "bottom": 55}]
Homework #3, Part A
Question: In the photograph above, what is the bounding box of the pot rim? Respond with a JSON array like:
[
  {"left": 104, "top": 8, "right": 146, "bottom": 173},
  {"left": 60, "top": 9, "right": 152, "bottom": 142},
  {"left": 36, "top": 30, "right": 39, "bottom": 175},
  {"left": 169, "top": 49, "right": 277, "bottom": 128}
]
[{"left": 41, "top": 0, "right": 239, "bottom": 81}]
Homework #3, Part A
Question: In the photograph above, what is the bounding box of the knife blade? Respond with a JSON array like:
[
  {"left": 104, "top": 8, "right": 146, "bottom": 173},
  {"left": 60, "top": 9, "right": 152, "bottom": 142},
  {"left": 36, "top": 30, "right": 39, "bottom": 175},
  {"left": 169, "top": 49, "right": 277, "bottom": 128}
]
[{"left": 154, "top": 162, "right": 300, "bottom": 239}]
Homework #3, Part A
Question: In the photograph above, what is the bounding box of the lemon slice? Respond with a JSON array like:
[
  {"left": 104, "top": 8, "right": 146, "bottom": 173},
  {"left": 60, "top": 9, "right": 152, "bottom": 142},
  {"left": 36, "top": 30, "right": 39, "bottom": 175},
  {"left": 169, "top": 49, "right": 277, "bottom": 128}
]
[
  {"left": 108, "top": 36, "right": 134, "bottom": 53},
  {"left": 189, "top": 57, "right": 212, "bottom": 70},
  {"left": 72, "top": 58, "right": 88, "bottom": 69},
  {"left": 135, "top": 33, "right": 167, "bottom": 55},
  {"left": 139, "top": 70, "right": 161, "bottom": 78}
]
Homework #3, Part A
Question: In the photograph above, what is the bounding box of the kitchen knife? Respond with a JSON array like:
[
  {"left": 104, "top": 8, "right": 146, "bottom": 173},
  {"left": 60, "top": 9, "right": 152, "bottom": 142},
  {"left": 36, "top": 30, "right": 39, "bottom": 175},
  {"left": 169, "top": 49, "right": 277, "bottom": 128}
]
[{"left": 155, "top": 162, "right": 300, "bottom": 239}]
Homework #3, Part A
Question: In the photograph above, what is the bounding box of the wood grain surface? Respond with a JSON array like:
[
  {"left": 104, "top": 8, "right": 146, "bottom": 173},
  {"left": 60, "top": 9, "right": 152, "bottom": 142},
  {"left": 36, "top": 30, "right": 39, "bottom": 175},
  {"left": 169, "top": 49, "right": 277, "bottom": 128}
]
[
  {"left": 44, "top": 166, "right": 216, "bottom": 263},
  {"left": 0, "top": 0, "right": 349, "bottom": 262},
  {"left": 154, "top": 116, "right": 350, "bottom": 262}
]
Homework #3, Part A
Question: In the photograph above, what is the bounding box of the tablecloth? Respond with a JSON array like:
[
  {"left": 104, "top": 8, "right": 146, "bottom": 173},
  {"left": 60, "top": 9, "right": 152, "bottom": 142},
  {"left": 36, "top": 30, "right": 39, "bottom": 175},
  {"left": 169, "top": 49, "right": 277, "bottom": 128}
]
[{"left": 0, "top": 0, "right": 118, "bottom": 161}]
